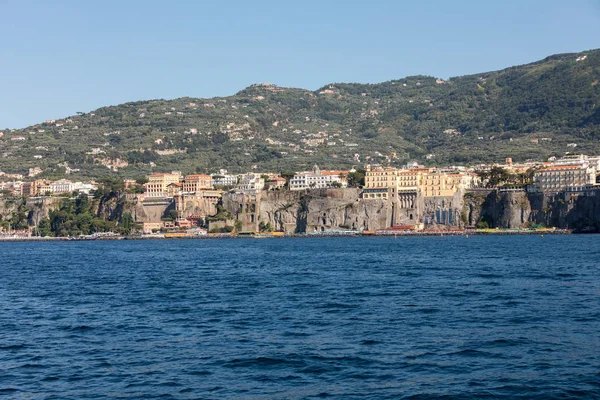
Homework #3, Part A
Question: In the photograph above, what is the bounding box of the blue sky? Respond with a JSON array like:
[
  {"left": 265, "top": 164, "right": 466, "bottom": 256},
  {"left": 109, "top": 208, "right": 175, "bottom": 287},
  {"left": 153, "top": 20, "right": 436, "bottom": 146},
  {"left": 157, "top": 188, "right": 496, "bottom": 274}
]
[{"left": 1, "top": 0, "right": 599, "bottom": 128}]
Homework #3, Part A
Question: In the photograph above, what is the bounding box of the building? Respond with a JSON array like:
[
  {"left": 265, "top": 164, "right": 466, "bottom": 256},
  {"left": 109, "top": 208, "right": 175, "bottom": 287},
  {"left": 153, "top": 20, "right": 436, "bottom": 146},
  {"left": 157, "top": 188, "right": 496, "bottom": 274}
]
[
  {"left": 266, "top": 176, "right": 287, "bottom": 190},
  {"left": 183, "top": 174, "right": 212, "bottom": 193},
  {"left": 289, "top": 165, "right": 347, "bottom": 191},
  {"left": 50, "top": 179, "right": 74, "bottom": 194},
  {"left": 363, "top": 166, "right": 475, "bottom": 199},
  {"left": 123, "top": 179, "right": 137, "bottom": 189},
  {"left": 211, "top": 170, "right": 238, "bottom": 187},
  {"left": 533, "top": 165, "right": 597, "bottom": 192},
  {"left": 362, "top": 166, "right": 397, "bottom": 199},
  {"left": 72, "top": 182, "right": 97, "bottom": 195},
  {"left": 166, "top": 182, "right": 183, "bottom": 197},
  {"left": 144, "top": 172, "right": 181, "bottom": 197},
  {"left": 552, "top": 154, "right": 600, "bottom": 170},
  {"left": 28, "top": 167, "right": 43, "bottom": 177},
  {"left": 237, "top": 173, "right": 265, "bottom": 193},
  {"left": 422, "top": 171, "right": 456, "bottom": 197},
  {"left": 142, "top": 221, "right": 163, "bottom": 234},
  {"left": 21, "top": 179, "right": 49, "bottom": 197},
  {"left": 37, "top": 182, "right": 52, "bottom": 195},
  {"left": 362, "top": 167, "right": 426, "bottom": 199}
]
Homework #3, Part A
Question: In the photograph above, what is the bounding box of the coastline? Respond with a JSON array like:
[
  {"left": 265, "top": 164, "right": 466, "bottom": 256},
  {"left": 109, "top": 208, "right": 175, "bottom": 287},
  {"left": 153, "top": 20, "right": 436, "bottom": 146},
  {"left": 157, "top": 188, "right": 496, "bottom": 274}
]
[{"left": 0, "top": 229, "right": 575, "bottom": 242}]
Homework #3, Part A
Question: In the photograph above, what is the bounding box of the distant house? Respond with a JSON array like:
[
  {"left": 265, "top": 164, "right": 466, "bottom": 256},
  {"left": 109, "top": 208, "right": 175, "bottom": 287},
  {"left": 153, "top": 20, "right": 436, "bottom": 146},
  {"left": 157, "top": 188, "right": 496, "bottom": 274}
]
[{"left": 11, "top": 136, "right": 26, "bottom": 141}]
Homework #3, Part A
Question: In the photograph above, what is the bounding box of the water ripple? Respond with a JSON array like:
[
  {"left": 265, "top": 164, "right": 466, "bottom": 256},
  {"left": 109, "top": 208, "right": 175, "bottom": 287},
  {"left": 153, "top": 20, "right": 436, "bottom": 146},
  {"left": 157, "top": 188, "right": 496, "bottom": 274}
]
[{"left": 0, "top": 236, "right": 599, "bottom": 398}]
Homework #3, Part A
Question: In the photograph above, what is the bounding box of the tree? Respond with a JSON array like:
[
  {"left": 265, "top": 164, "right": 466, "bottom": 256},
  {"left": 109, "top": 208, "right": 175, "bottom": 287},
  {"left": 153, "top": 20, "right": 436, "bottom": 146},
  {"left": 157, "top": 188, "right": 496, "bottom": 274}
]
[
  {"left": 280, "top": 171, "right": 296, "bottom": 189},
  {"left": 259, "top": 221, "right": 273, "bottom": 232},
  {"left": 36, "top": 218, "right": 52, "bottom": 237},
  {"left": 234, "top": 219, "right": 243, "bottom": 232},
  {"left": 346, "top": 169, "right": 366, "bottom": 188},
  {"left": 477, "top": 166, "right": 515, "bottom": 188},
  {"left": 120, "top": 211, "right": 134, "bottom": 235},
  {"left": 166, "top": 210, "right": 179, "bottom": 221}
]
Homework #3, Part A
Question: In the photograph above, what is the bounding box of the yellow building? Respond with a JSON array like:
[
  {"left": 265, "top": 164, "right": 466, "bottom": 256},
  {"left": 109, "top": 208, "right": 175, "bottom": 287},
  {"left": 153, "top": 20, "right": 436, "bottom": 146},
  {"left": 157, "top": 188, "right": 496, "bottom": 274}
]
[
  {"left": 363, "top": 167, "right": 397, "bottom": 199},
  {"left": 183, "top": 174, "right": 213, "bottom": 193},
  {"left": 397, "top": 169, "right": 426, "bottom": 192},
  {"left": 363, "top": 167, "right": 427, "bottom": 199},
  {"left": 363, "top": 167, "right": 476, "bottom": 199},
  {"left": 144, "top": 173, "right": 181, "bottom": 197}
]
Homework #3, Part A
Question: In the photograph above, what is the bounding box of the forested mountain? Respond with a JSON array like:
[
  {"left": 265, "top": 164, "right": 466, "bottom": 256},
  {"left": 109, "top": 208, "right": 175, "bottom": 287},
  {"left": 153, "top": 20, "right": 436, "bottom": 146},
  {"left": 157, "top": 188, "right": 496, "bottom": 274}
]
[{"left": 2, "top": 49, "right": 599, "bottom": 179}]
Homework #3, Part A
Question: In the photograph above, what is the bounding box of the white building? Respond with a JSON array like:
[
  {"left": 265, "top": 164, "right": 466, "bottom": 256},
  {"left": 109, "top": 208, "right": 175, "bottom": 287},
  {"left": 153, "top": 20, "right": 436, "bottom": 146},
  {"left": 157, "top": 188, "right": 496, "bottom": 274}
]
[
  {"left": 72, "top": 182, "right": 97, "bottom": 195},
  {"left": 289, "top": 165, "right": 347, "bottom": 191},
  {"left": 236, "top": 173, "right": 265, "bottom": 193},
  {"left": 552, "top": 154, "right": 600, "bottom": 170},
  {"left": 211, "top": 169, "right": 238, "bottom": 187},
  {"left": 50, "top": 179, "right": 74, "bottom": 194}
]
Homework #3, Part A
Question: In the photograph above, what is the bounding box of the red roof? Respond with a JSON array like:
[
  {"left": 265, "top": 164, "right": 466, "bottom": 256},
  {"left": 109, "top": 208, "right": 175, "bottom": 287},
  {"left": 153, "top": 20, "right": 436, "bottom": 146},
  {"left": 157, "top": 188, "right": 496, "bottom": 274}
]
[{"left": 539, "top": 165, "right": 583, "bottom": 172}]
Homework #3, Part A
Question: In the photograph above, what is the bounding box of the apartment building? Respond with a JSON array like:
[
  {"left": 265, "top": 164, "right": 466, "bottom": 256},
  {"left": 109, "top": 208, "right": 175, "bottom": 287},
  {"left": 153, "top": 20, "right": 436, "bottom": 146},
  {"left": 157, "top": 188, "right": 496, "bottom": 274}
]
[
  {"left": 144, "top": 172, "right": 181, "bottom": 197},
  {"left": 534, "top": 165, "right": 596, "bottom": 192}
]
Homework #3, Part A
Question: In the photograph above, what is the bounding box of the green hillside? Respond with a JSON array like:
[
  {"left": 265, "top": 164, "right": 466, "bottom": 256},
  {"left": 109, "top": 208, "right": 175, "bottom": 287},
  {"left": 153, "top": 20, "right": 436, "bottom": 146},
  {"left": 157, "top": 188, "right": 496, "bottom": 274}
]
[{"left": 1, "top": 49, "right": 599, "bottom": 179}]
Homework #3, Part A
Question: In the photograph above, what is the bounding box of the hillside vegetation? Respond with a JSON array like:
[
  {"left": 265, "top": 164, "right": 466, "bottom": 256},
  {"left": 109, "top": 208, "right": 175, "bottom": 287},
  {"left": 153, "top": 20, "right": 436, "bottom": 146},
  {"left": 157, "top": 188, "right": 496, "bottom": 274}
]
[{"left": 1, "top": 49, "right": 599, "bottom": 179}]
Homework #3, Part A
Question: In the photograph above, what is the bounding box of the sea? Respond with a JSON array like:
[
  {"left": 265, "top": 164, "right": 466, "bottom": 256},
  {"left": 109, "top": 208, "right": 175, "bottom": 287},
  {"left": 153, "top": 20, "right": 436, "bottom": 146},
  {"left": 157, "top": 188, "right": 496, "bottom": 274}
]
[{"left": 1, "top": 236, "right": 599, "bottom": 399}]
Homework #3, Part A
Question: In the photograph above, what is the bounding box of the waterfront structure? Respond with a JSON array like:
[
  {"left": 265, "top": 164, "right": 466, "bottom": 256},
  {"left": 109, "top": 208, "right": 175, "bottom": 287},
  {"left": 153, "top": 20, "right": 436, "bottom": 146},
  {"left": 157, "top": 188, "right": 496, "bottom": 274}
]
[
  {"left": 289, "top": 165, "right": 347, "bottom": 191},
  {"left": 144, "top": 172, "right": 181, "bottom": 197},
  {"left": 142, "top": 221, "right": 163, "bottom": 234}
]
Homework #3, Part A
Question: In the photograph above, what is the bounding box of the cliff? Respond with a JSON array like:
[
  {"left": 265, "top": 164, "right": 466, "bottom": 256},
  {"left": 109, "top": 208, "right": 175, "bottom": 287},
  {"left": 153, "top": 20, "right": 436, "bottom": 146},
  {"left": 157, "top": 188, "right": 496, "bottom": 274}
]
[
  {"left": 464, "top": 189, "right": 600, "bottom": 232},
  {"left": 222, "top": 189, "right": 392, "bottom": 233}
]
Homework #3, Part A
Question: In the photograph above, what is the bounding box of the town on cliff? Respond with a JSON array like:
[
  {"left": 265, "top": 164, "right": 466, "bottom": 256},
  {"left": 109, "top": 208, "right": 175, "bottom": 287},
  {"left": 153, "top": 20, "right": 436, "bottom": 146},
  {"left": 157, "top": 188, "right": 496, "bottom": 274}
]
[{"left": 1, "top": 154, "right": 599, "bottom": 239}]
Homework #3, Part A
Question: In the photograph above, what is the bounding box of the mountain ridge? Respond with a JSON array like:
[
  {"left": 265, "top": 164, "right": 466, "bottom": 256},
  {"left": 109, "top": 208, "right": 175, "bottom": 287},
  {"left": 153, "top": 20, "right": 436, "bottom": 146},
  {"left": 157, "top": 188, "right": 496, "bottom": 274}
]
[{"left": 1, "top": 48, "right": 599, "bottom": 179}]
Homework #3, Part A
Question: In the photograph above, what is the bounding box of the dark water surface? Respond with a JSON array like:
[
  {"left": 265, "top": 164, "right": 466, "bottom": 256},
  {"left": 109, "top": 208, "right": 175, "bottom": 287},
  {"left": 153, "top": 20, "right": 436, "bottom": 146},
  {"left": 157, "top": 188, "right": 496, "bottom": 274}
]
[{"left": 1, "top": 236, "right": 599, "bottom": 399}]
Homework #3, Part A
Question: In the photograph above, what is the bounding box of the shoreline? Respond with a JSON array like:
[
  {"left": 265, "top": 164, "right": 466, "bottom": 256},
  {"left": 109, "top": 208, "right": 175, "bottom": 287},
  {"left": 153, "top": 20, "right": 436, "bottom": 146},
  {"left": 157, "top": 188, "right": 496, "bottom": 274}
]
[{"left": 0, "top": 229, "right": 578, "bottom": 242}]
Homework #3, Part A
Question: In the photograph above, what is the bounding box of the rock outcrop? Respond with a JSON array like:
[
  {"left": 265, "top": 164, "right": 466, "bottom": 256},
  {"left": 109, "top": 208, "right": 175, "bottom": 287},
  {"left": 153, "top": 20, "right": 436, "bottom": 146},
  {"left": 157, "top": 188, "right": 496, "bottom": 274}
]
[
  {"left": 463, "top": 188, "right": 600, "bottom": 232},
  {"left": 221, "top": 189, "right": 393, "bottom": 233}
]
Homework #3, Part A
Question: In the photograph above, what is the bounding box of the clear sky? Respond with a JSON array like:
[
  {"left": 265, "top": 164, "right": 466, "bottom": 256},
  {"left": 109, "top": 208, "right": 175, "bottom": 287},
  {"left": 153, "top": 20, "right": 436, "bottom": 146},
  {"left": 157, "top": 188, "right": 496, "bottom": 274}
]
[{"left": 1, "top": 0, "right": 599, "bottom": 129}]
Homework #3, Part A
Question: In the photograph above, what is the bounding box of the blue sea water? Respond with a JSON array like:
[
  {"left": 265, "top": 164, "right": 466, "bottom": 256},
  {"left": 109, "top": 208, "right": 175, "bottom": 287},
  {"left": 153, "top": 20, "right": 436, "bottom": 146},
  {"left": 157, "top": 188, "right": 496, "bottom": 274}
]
[{"left": 0, "top": 236, "right": 599, "bottom": 399}]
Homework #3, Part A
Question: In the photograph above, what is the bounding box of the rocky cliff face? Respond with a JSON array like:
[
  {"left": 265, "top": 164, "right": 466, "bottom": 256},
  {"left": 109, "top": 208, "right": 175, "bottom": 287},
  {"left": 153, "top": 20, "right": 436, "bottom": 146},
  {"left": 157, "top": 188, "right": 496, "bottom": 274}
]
[
  {"left": 0, "top": 198, "right": 21, "bottom": 223},
  {"left": 297, "top": 189, "right": 390, "bottom": 233},
  {"left": 131, "top": 199, "right": 173, "bottom": 223},
  {"left": 221, "top": 189, "right": 392, "bottom": 233},
  {"left": 25, "top": 197, "right": 63, "bottom": 225},
  {"left": 529, "top": 191, "right": 600, "bottom": 232},
  {"left": 477, "top": 191, "right": 532, "bottom": 229},
  {"left": 463, "top": 189, "right": 600, "bottom": 232}
]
